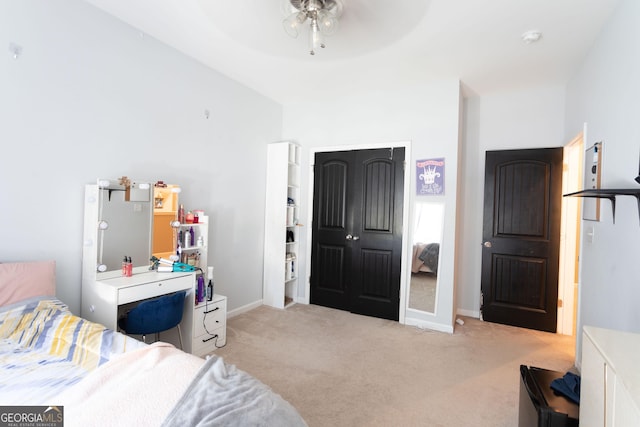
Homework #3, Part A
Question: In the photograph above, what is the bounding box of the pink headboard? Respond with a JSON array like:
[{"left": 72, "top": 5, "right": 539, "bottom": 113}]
[{"left": 0, "top": 260, "right": 56, "bottom": 307}]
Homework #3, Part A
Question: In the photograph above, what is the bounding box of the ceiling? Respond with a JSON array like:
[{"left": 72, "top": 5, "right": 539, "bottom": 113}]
[{"left": 81, "top": 0, "right": 620, "bottom": 104}]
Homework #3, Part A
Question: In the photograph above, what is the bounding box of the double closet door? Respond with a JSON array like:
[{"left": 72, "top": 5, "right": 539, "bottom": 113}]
[{"left": 310, "top": 148, "right": 405, "bottom": 321}]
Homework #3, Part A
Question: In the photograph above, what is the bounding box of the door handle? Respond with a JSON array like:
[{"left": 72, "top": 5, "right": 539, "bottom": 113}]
[
  {"left": 483, "top": 241, "right": 492, "bottom": 248},
  {"left": 346, "top": 234, "right": 360, "bottom": 241}
]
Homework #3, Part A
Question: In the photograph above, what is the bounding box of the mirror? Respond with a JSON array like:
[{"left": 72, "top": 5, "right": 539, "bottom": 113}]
[
  {"left": 95, "top": 179, "right": 181, "bottom": 277},
  {"left": 151, "top": 183, "right": 181, "bottom": 260},
  {"left": 96, "top": 178, "right": 153, "bottom": 276},
  {"left": 408, "top": 202, "right": 444, "bottom": 314}
]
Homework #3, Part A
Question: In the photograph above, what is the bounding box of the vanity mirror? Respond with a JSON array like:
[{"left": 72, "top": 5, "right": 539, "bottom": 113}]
[
  {"left": 151, "top": 184, "right": 181, "bottom": 261},
  {"left": 95, "top": 179, "right": 153, "bottom": 276},
  {"left": 93, "top": 179, "right": 182, "bottom": 277},
  {"left": 408, "top": 202, "right": 444, "bottom": 314}
]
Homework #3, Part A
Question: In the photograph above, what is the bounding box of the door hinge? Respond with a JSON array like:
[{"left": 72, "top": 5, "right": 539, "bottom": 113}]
[{"left": 558, "top": 298, "right": 563, "bottom": 308}]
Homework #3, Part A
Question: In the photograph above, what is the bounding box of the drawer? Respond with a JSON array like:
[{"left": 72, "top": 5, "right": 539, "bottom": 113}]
[
  {"left": 193, "top": 299, "right": 226, "bottom": 337},
  {"left": 192, "top": 326, "right": 226, "bottom": 356},
  {"left": 118, "top": 274, "right": 193, "bottom": 305}
]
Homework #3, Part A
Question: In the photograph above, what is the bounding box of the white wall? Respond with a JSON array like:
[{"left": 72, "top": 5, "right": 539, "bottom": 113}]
[
  {"left": 282, "top": 81, "right": 462, "bottom": 331},
  {"left": 564, "top": 0, "right": 640, "bottom": 358},
  {"left": 457, "top": 85, "right": 567, "bottom": 317},
  {"left": 0, "top": 0, "right": 282, "bottom": 314}
]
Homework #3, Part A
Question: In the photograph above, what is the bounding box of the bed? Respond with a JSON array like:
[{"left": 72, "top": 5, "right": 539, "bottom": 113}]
[
  {"left": 0, "top": 261, "right": 307, "bottom": 426},
  {"left": 411, "top": 242, "right": 440, "bottom": 275}
]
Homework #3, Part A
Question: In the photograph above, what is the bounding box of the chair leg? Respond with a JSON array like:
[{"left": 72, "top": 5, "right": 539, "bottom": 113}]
[
  {"left": 142, "top": 334, "right": 146, "bottom": 343},
  {"left": 177, "top": 324, "right": 183, "bottom": 350}
]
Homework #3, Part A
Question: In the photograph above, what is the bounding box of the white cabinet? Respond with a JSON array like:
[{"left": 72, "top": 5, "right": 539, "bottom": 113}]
[
  {"left": 580, "top": 326, "right": 640, "bottom": 427},
  {"left": 188, "top": 294, "right": 227, "bottom": 357},
  {"left": 263, "top": 141, "right": 301, "bottom": 309},
  {"left": 175, "top": 216, "right": 228, "bottom": 355}
]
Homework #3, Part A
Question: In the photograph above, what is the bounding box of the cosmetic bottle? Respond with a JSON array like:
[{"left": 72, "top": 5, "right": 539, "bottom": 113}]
[
  {"left": 197, "top": 275, "right": 205, "bottom": 304},
  {"left": 184, "top": 229, "right": 191, "bottom": 248},
  {"left": 122, "top": 256, "right": 128, "bottom": 276},
  {"left": 207, "top": 278, "right": 213, "bottom": 301},
  {"left": 189, "top": 227, "right": 195, "bottom": 249},
  {"left": 126, "top": 257, "right": 133, "bottom": 277},
  {"left": 178, "top": 204, "right": 185, "bottom": 224}
]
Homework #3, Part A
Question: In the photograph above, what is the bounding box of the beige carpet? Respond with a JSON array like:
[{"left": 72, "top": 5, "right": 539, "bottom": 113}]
[{"left": 214, "top": 304, "right": 575, "bottom": 427}]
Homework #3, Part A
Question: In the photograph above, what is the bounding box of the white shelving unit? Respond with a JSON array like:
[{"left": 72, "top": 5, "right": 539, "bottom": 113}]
[
  {"left": 177, "top": 216, "right": 208, "bottom": 271},
  {"left": 175, "top": 216, "right": 228, "bottom": 355},
  {"left": 263, "top": 141, "right": 301, "bottom": 309}
]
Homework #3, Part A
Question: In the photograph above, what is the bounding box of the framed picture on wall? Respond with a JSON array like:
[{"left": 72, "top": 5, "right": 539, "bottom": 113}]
[{"left": 416, "top": 158, "right": 445, "bottom": 196}]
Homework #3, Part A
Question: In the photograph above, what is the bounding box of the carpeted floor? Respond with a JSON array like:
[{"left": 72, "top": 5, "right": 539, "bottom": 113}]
[{"left": 214, "top": 304, "right": 575, "bottom": 427}]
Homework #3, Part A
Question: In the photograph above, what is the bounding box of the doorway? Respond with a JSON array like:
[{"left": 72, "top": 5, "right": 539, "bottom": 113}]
[
  {"left": 558, "top": 132, "right": 584, "bottom": 336},
  {"left": 310, "top": 147, "right": 405, "bottom": 321},
  {"left": 480, "top": 148, "right": 564, "bottom": 333}
]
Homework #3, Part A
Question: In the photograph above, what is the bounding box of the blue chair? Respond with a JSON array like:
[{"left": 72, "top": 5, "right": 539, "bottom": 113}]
[{"left": 118, "top": 291, "right": 187, "bottom": 349}]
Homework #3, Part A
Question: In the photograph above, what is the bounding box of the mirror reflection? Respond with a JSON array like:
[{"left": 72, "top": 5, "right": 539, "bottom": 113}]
[
  {"left": 152, "top": 183, "right": 181, "bottom": 260},
  {"left": 408, "top": 202, "right": 444, "bottom": 314},
  {"left": 96, "top": 178, "right": 153, "bottom": 276},
  {"left": 95, "top": 179, "right": 181, "bottom": 277}
]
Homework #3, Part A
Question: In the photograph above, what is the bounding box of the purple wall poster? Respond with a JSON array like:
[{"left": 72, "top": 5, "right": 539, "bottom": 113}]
[{"left": 416, "top": 158, "right": 445, "bottom": 195}]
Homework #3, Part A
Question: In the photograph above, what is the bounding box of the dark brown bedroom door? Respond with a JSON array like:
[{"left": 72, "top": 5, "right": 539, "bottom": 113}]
[
  {"left": 480, "top": 148, "right": 563, "bottom": 333},
  {"left": 310, "top": 148, "right": 405, "bottom": 321}
]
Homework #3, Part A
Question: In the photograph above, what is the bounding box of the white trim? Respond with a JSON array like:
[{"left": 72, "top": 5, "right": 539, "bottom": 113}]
[
  {"left": 305, "top": 141, "right": 412, "bottom": 322},
  {"left": 404, "top": 317, "right": 454, "bottom": 334},
  {"left": 227, "top": 299, "right": 263, "bottom": 318},
  {"left": 456, "top": 308, "right": 480, "bottom": 318}
]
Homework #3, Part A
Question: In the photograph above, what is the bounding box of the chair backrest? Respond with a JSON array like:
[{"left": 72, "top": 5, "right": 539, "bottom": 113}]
[{"left": 123, "top": 291, "right": 186, "bottom": 335}]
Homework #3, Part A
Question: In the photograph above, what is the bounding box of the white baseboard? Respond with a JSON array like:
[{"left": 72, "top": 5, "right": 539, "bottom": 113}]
[
  {"left": 456, "top": 308, "right": 480, "bottom": 318},
  {"left": 227, "top": 299, "right": 263, "bottom": 318},
  {"left": 404, "top": 317, "right": 454, "bottom": 334}
]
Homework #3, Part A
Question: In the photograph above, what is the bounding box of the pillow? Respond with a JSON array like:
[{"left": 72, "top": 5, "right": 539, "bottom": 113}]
[{"left": 0, "top": 261, "right": 56, "bottom": 307}]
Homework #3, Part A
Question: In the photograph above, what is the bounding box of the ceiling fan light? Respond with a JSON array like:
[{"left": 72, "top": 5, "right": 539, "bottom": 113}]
[
  {"left": 283, "top": 12, "right": 306, "bottom": 38},
  {"left": 308, "top": 19, "right": 324, "bottom": 55},
  {"left": 317, "top": 10, "right": 338, "bottom": 35}
]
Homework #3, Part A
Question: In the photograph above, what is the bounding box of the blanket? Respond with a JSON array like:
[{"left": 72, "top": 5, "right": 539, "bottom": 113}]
[
  {"left": 0, "top": 296, "right": 145, "bottom": 405},
  {"left": 58, "top": 342, "right": 307, "bottom": 427},
  {"left": 162, "top": 353, "right": 308, "bottom": 427}
]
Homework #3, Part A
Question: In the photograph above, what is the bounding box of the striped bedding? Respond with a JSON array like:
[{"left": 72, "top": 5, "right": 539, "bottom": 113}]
[{"left": 0, "top": 296, "right": 146, "bottom": 405}]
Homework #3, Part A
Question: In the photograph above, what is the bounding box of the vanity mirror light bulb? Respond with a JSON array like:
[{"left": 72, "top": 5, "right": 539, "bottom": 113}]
[
  {"left": 97, "top": 264, "right": 107, "bottom": 272},
  {"left": 97, "top": 180, "right": 110, "bottom": 188},
  {"left": 171, "top": 187, "right": 182, "bottom": 193},
  {"left": 138, "top": 183, "right": 150, "bottom": 190},
  {"left": 98, "top": 220, "right": 109, "bottom": 230}
]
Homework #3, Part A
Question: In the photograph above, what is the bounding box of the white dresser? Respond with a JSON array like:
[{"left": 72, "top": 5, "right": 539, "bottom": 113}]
[{"left": 580, "top": 326, "right": 640, "bottom": 426}]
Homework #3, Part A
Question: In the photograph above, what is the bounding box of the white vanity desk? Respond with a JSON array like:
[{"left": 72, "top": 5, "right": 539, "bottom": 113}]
[
  {"left": 81, "top": 181, "right": 227, "bottom": 357},
  {"left": 82, "top": 269, "right": 194, "bottom": 332}
]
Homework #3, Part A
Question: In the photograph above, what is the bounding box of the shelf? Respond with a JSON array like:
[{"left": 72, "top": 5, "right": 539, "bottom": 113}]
[{"left": 563, "top": 188, "right": 640, "bottom": 224}]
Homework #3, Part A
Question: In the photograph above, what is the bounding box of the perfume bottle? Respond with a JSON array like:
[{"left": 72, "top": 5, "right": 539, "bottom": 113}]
[{"left": 178, "top": 204, "right": 185, "bottom": 224}]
